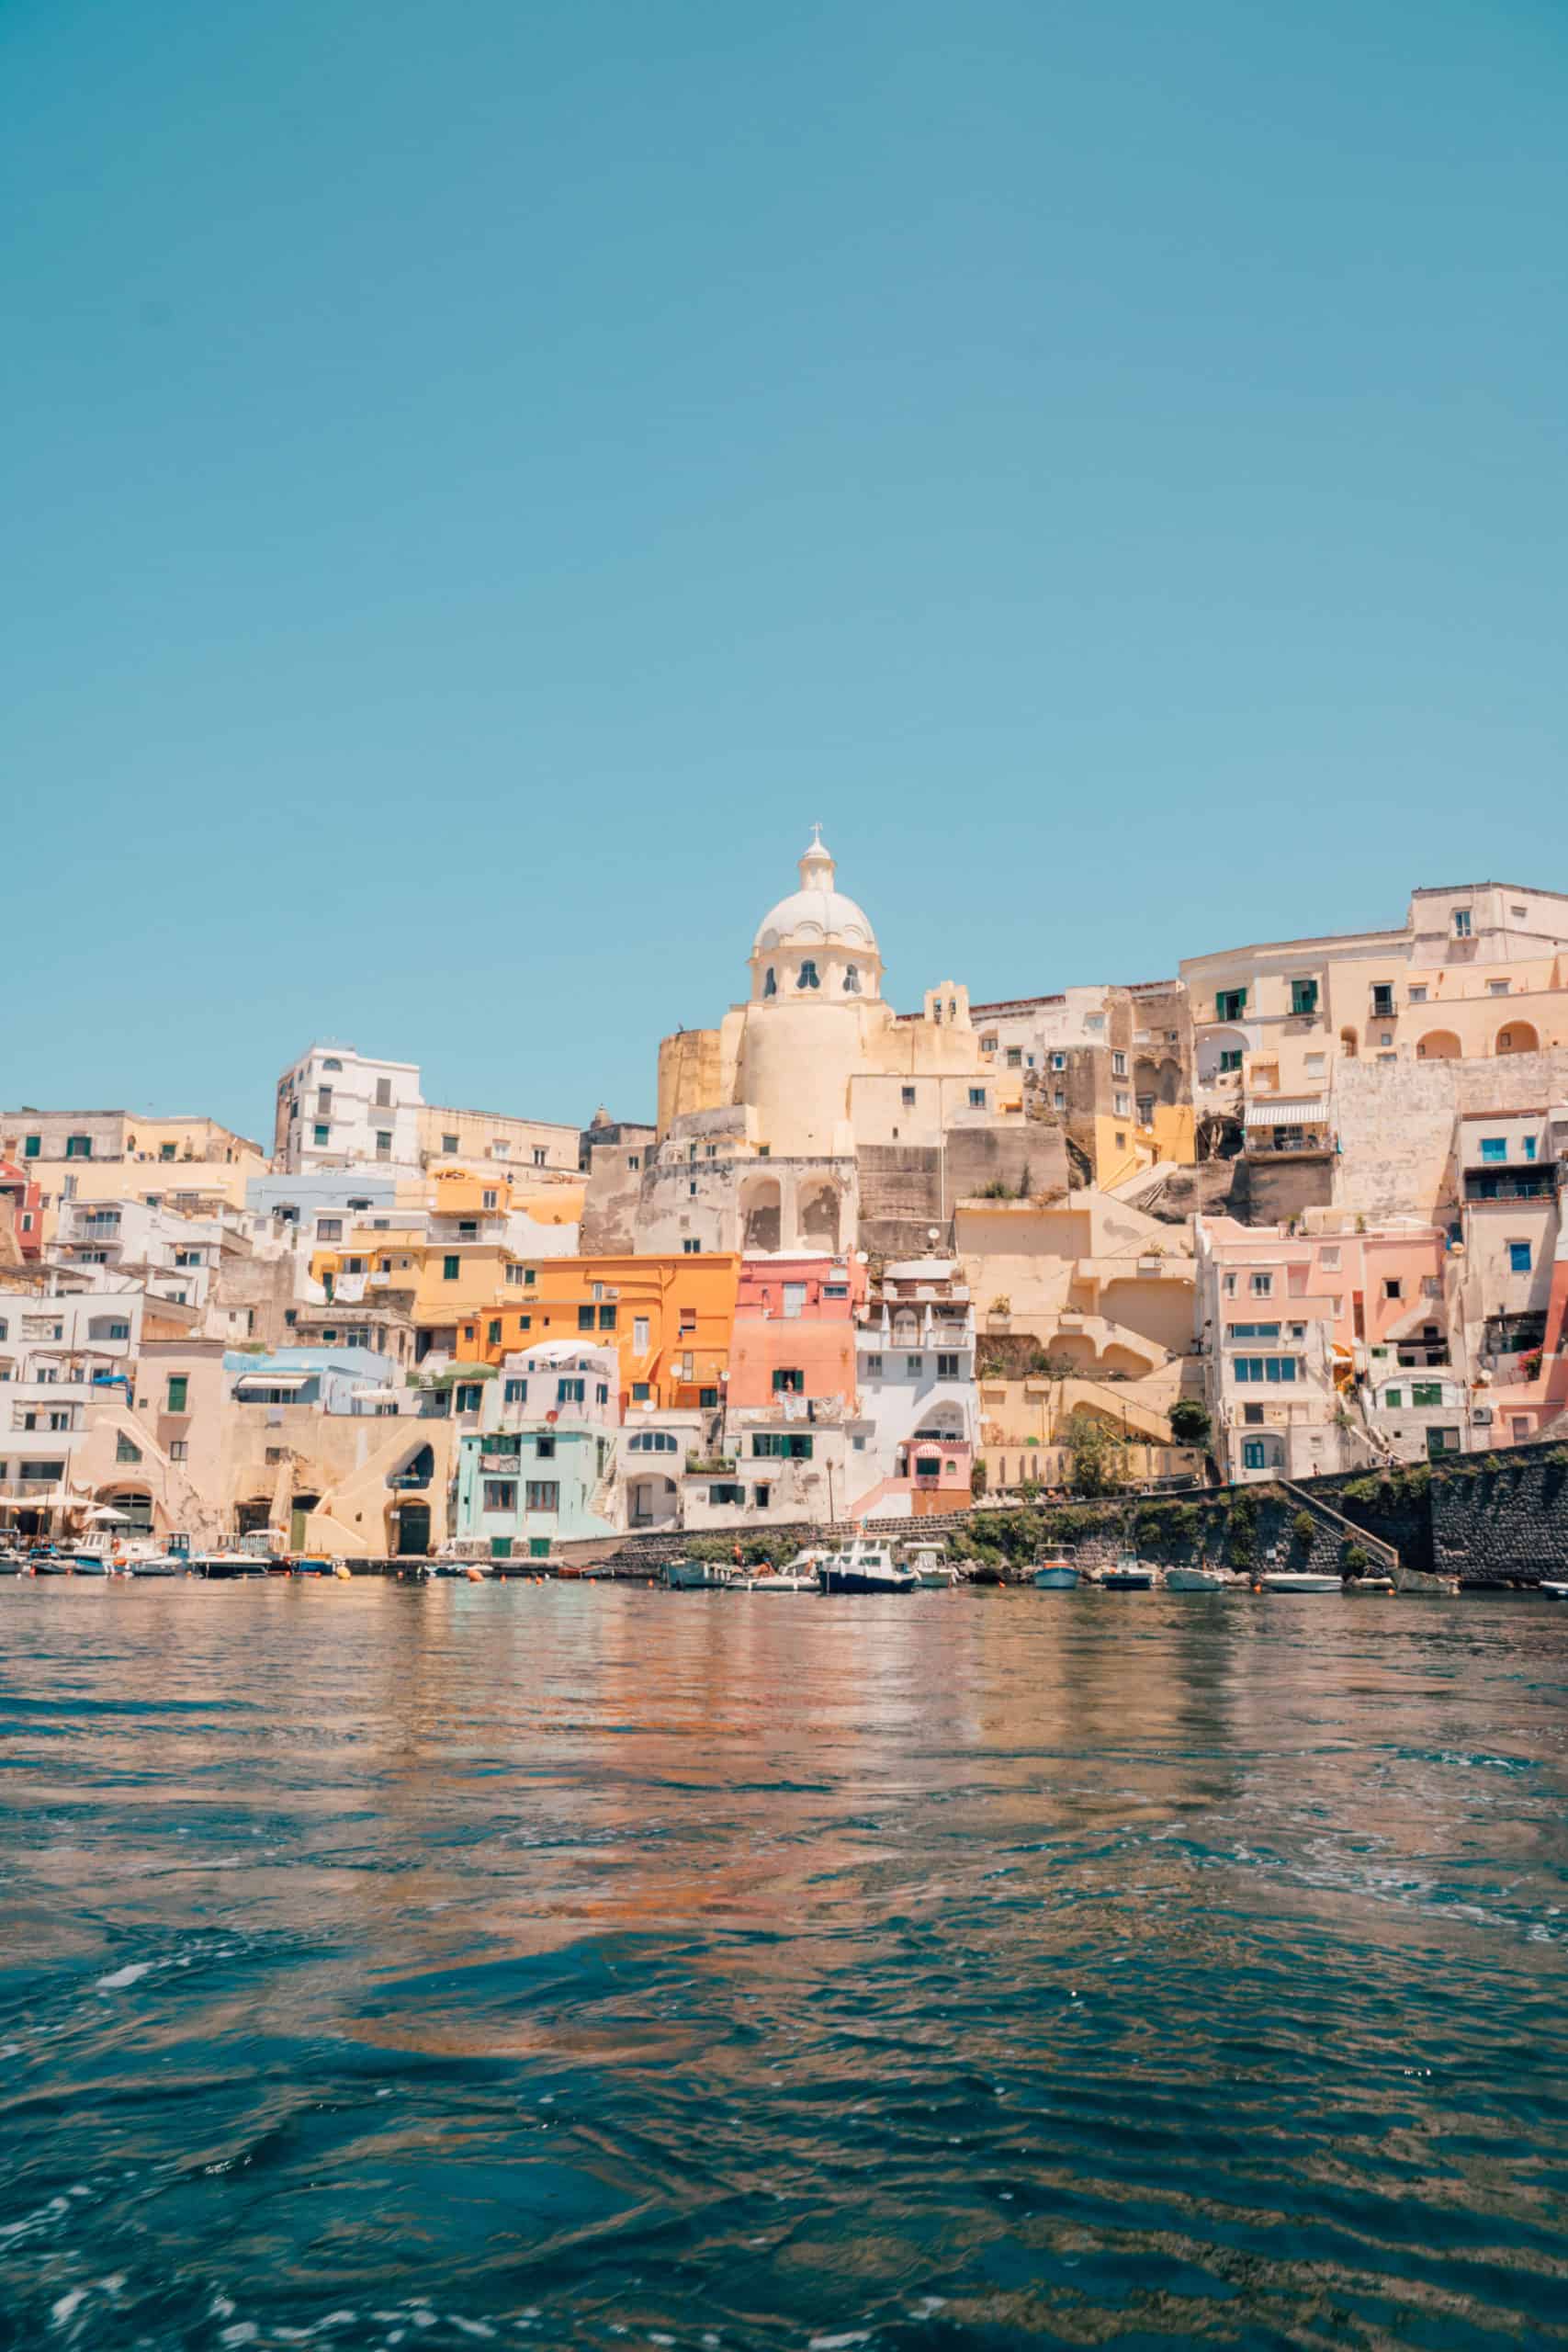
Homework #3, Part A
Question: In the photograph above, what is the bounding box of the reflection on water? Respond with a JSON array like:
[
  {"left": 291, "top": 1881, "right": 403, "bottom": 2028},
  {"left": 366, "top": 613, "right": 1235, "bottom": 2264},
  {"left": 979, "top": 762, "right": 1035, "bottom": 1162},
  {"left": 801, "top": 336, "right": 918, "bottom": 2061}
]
[{"left": 2, "top": 1583, "right": 1566, "bottom": 2349}]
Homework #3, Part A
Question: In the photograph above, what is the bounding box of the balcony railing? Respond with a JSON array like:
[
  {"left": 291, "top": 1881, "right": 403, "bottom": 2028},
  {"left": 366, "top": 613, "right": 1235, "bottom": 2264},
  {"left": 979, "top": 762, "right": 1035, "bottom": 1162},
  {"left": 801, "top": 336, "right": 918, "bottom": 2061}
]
[{"left": 387, "top": 1472, "right": 430, "bottom": 1490}]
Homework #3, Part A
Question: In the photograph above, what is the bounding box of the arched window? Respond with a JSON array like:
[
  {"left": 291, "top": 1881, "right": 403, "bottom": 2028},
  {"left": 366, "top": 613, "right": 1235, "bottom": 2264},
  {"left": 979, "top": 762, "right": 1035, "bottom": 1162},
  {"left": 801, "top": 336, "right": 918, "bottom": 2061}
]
[
  {"left": 843, "top": 963, "right": 860, "bottom": 993},
  {"left": 763, "top": 967, "right": 777, "bottom": 998},
  {"left": 797, "top": 960, "right": 820, "bottom": 990}
]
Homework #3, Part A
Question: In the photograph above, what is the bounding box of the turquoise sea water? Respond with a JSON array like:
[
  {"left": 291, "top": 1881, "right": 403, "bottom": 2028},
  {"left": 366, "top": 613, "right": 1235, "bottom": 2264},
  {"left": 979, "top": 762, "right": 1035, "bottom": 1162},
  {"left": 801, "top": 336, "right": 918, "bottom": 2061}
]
[{"left": 1, "top": 1582, "right": 1565, "bottom": 2350}]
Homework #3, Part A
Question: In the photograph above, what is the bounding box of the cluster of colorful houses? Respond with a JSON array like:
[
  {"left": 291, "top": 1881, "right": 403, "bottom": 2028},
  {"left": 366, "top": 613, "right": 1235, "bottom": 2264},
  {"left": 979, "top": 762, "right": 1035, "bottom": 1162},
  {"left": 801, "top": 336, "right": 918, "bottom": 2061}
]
[{"left": 4, "top": 841, "right": 1567, "bottom": 1561}]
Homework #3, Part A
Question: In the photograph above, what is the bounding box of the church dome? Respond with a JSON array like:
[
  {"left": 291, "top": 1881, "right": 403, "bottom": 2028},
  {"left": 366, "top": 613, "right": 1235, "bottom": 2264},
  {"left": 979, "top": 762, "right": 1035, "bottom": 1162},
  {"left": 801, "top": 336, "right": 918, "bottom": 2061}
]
[{"left": 751, "top": 828, "right": 879, "bottom": 954}]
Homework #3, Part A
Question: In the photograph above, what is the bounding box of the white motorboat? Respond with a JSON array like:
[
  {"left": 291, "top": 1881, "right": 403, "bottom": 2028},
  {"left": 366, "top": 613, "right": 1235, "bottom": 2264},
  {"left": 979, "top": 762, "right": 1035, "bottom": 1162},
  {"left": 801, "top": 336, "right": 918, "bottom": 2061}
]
[
  {"left": 1165, "top": 1564, "right": 1231, "bottom": 1592},
  {"left": 1260, "top": 1569, "right": 1342, "bottom": 1594},
  {"left": 746, "top": 1570, "right": 818, "bottom": 1592},
  {"left": 1541, "top": 1581, "right": 1568, "bottom": 1600},
  {"left": 816, "top": 1539, "right": 920, "bottom": 1595}
]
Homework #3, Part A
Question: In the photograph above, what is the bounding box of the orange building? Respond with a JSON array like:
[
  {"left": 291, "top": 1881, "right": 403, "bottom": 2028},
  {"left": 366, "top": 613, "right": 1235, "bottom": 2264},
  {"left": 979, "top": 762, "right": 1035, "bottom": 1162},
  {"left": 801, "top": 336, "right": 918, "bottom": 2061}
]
[
  {"left": 726, "top": 1254, "right": 864, "bottom": 1412},
  {"left": 444, "top": 1252, "right": 740, "bottom": 1412}
]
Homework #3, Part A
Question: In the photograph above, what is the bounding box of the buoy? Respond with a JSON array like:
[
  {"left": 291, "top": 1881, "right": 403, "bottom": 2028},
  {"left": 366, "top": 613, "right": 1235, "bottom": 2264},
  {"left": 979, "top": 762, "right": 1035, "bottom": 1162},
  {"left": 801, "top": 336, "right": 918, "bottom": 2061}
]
[
  {"left": 465, "top": 1565, "right": 484, "bottom": 1582},
  {"left": 333, "top": 1563, "right": 352, "bottom": 1581}
]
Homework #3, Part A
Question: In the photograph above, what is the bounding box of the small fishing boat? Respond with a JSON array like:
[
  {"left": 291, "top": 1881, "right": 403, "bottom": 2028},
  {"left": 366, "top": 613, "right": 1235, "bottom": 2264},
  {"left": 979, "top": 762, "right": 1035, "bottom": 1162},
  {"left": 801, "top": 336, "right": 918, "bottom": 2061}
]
[
  {"left": 746, "top": 1570, "right": 817, "bottom": 1592},
  {"left": 661, "top": 1557, "right": 731, "bottom": 1590},
  {"left": 903, "top": 1542, "right": 963, "bottom": 1589},
  {"left": 1032, "top": 1544, "right": 1078, "bottom": 1589},
  {"left": 1345, "top": 1575, "right": 1396, "bottom": 1595},
  {"left": 1165, "top": 1564, "right": 1231, "bottom": 1592},
  {"left": 193, "top": 1550, "right": 270, "bottom": 1580},
  {"left": 1259, "top": 1569, "right": 1342, "bottom": 1594},
  {"left": 1540, "top": 1581, "right": 1568, "bottom": 1600},
  {"left": 1101, "top": 1550, "right": 1156, "bottom": 1591},
  {"left": 816, "top": 1539, "right": 919, "bottom": 1595},
  {"left": 129, "top": 1558, "right": 185, "bottom": 1578}
]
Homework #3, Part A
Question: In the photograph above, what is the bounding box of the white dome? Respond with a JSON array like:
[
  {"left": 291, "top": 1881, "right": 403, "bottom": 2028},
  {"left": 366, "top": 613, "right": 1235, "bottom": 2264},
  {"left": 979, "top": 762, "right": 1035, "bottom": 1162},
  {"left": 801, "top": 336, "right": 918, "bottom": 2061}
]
[{"left": 751, "top": 830, "right": 879, "bottom": 956}]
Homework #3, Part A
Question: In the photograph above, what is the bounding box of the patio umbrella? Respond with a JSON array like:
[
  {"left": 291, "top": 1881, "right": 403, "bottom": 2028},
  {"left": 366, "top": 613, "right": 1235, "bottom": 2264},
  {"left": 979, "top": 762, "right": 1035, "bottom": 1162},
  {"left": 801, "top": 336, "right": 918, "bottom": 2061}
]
[{"left": 83, "top": 1504, "right": 132, "bottom": 1524}]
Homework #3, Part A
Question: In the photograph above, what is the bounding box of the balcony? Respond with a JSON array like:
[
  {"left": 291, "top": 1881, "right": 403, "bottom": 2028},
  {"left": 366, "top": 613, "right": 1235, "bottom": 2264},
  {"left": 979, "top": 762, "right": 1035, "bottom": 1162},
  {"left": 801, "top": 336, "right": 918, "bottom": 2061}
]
[
  {"left": 387, "top": 1471, "right": 430, "bottom": 1490},
  {"left": 685, "top": 1454, "right": 736, "bottom": 1476},
  {"left": 478, "top": 1449, "right": 521, "bottom": 1474}
]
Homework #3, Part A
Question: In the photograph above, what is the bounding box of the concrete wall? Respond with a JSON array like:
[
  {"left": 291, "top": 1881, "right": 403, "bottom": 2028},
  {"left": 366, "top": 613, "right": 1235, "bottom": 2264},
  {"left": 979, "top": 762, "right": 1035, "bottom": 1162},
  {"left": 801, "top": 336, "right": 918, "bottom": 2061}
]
[{"left": 1332, "top": 1048, "right": 1568, "bottom": 1222}]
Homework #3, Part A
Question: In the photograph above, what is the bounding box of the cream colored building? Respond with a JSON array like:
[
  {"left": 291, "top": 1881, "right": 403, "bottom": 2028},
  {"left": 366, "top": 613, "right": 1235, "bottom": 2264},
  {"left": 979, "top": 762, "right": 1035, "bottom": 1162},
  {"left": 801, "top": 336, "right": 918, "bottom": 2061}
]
[{"left": 625, "top": 831, "right": 1056, "bottom": 1257}]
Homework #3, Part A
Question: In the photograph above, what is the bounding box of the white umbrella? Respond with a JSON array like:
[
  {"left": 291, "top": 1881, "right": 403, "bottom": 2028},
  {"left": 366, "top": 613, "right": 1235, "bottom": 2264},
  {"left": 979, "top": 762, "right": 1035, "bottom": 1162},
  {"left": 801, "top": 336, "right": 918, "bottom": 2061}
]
[{"left": 83, "top": 1504, "right": 132, "bottom": 1525}]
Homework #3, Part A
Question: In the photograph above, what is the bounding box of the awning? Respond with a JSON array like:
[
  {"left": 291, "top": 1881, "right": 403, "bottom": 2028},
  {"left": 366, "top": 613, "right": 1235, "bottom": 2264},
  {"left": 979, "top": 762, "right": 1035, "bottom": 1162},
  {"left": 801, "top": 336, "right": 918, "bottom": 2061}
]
[
  {"left": 1244, "top": 1100, "right": 1327, "bottom": 1128},
  {"left": 234, "top": 1372, "right": 312, "bottom": 1392}
]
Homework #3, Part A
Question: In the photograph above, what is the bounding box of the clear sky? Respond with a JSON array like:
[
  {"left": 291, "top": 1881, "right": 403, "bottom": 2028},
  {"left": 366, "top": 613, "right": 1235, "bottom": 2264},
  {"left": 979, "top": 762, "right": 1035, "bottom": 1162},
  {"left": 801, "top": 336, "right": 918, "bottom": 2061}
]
[{"left": 5, "top": 0, "right": 1564, "bottom": 1143}]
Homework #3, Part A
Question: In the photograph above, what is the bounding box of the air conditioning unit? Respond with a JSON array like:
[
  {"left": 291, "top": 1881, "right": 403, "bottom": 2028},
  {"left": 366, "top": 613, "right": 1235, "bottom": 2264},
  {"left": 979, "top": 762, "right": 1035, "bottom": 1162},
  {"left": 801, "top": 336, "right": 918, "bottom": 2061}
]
[{"left": 1472, "top": 1407, "right": 1493, "bottom": 1425}]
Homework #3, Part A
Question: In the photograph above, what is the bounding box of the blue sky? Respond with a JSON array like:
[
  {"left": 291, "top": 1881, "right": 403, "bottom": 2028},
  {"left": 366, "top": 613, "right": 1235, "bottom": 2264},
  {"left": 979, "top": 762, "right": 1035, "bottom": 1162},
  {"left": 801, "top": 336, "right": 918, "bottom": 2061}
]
[{"left": 4, "top": 0, "right": 1564, "bottom": 1142}]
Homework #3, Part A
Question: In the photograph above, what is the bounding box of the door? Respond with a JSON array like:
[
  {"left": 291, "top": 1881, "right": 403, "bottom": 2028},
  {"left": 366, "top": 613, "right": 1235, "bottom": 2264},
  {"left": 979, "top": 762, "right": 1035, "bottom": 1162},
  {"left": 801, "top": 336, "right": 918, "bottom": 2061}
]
[{"left": 395, "top": 1500, "right": 431, "bottom": 1556}]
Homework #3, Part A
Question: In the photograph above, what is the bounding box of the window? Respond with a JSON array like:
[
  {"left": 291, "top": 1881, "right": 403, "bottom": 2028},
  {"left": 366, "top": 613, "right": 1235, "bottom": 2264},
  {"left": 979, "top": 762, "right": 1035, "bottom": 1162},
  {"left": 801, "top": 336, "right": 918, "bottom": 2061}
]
[
  {"left": 443, "top": 1255, "right": 459, "bottom": 1281},
  {"left": 1111, "top": 1050, "right": 1127, "bottom": 1077},
  {"left": 596, "top": 1383, "right": 609, "bottom": 1405},
  {"left": 175, "top": 1250, "right": 203, "bottom": 1268},
  {"left": 525, "top": 1481, "right": 560, "bottom": 1511},
  {"left": 1477, "top": 1137, "right": 1509, "bottom": 1163},
  {"left": 1427, "top": 1428, "right": 1460, "bottom": 1457},
  {"left": 116, "top": 1433, "right": 141, "bottom": 1463},
  {"left": 442, "top": 1133, "right": 459, "bottom": 1154},
  {"left": 1382, "top": 1279, "right": 1404, "bottom": 1302},
  {"left": 632, "top": 1382, "right": 650, "bottom": 1402},
  {"left": 906, "top": 1353, "right": 923, "bottom": 1374},
  {"left": 1051, "top": 1053, "right": 1066, "bottom": 1071},
  {"left": 159, "top": 1140, "right": 177, "bottom": 1161},
  {"left": 1371, "top": 985, "right": 1394, "bottom": 1017},
  {"left": 1114, "top": 1092, "right": 1130, "bottom": 1117},
  {"left": 915, "top": 1455, "right": 942, "bottom": 1479},
  {"left": 1511, "top": 904, "right": 1528, "bottom": 921},
  {"left": 375, "top": 1132, "right": 392, "bottom": 1161},
  {"left": 772, "top": 1367, "right": 805, "bottom": 1394},
  {"left": 1408, "top": 985, "right": 1427, "bottom": 1003},
  {"left": 865, "top": 1352, "right": 883, "bottom": 1375},
  {"left": 699, "top": 1386, "right": 718, "bottom": 1408},
  {"left": 1242, "top": 1441, "right": 1268, "bottom": 1471},
  {"left": 968, "top": 1088, "right": 986, "bottom": 1109},
  {"left": 317, "top": 1217, "right": 343, "bottom": 1242},
  {"left": 627, "top": 1153, "right": 640, "bottom": 1171},
  {"left": 1227, "top": 1323, "right": 1280, "bottom": 1341},
  {"left": 492, "top": 1141, "right": 511, "bottom": 1160},
  {"left": 317, "top": 1086, "right": 333, "bottom": 1115},
  {"left": 1135, "top": 1095, "right": 1155, "bottom": 1125},
  {"left": 578, "top": 1305, "right": 595, "bottom": 1331},
  {"left": 533, "top": 1148, "right": 547, "bottom": 1167},
  {"left": 1249, "top": 1272, "right": 1273, "bottom": 1297},
  {"left": 709, "top": 1484, "right": 746, "bottom": 1505},
  {"left": 1487, "top": 979, "right": 1511, "bottom": 998},
  {"left": 1292, "top": 978, "right": 1322, "bottom": 1016},
  {"left": 1234, "top": 1358, "right": 1298, "bottom": 1384},
  {"left": 23, "top": 1135, "right": 39, "bottom": 1159},
  {"left": 482, "top": 1318, "right": 500, "bottom": 1346},
  {"left": 796, "top": 959, "right": 819, "bottom": 990},
  {"left": 843, "top": 964, "right": 861, "bottom": 994},
  {"left": 980, "top": 1035, "right": 998, "bottom": 1055},
  {"left": 753, "top": 1484, "right": 772, "bottom": 1509},
  {"left": 557, "top": 1378, "right": 586, "bottom": 1403},
  {"left": 166, "top": 1375, "right": 188, "bottom": 1413},
  {"left": 1215, "top": 989, "right": 1247, "bottom": 1022},
  {"left": 598, "top": 1304, "right": 616, "bottom": 1330},
  {"left": 1453, "top": 910, "right": 1472, "bottom": 938},
  {"left": 455, "top": 1383, "right": 484, "bottom": 1413},
  {"left": 763, "top": 967, "right": 777, "bottom": 997},
  {"left": 170, "top": 1440, "right": 188, "bottom": 1463},
  {"left": 1053, "top": 1091, "right": 1066, "bottom": 1112},
  {"left": 321, "top": 1057, "right": 342, "bottom": 1072},
  {"left": 1508, "top": 1242, "right": 1532, "bottom": 1274},
  {"left": 682, "top": 1240, "right": 702, "bottom": 1254},
  {"left": 65, "top": 1135, "right": 93, "bottom": 1159},
  {"left": 936, "top": 1352, "right": 959, "bottom": 1376},
  {"left": 1006, "top": 1047, "right": 1022, "bottom": 1068},
  {"left": 1384, "top": 1387, "right": 1403, "bottom": 1409},
  {"left": 1218, "top": 1048, "right": 1243, "bottom": 1074},
  {"left": 1222, "top": 1273, "right": 1237, "bottom": 1298},
  {"left": 1412, "top": 1383, "right": 1443, "bottom": 1408},
  {"left": 480, "top": 1189, "right": 499, "bottom": 1211},
  {"left": 901, "top": 1086, "right": 916, "bottom": 1108},
  {"left": 313, "top": 1124, "right": 331, "bottom": 1147},
  {"left": 375, "top": 1079, "right": 392, "bottom": 1107},
  {"left": 752, "top": 1433, "right": 813, "bottom": 1459}
]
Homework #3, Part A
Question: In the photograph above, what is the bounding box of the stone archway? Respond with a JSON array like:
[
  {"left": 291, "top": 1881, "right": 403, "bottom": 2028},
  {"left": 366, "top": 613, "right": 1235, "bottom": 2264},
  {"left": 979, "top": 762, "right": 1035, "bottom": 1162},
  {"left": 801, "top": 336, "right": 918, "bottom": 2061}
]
[
  {"left": 798, "top": 1179, "right": 841, "bottom": 1250},
  {"left": 1339, "top": 1027, "right": 1358, "bottom": 1059},
  {"left": 740, "top": 1174, "right": 782, "bottom": 1251},
  {"left": 1496, "top": 1021, "right": 1540, "bottom": 1056},
  {"left": 1416, "top": 1030, "right": 1461, "bottom": 1060}
]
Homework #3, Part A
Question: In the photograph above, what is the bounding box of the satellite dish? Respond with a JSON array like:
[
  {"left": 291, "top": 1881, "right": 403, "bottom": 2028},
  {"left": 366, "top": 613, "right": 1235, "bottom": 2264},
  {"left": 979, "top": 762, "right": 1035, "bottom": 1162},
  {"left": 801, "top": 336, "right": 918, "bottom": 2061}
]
[{"left": 546, "top": 1408, "right": 559, "bottom": 1423}]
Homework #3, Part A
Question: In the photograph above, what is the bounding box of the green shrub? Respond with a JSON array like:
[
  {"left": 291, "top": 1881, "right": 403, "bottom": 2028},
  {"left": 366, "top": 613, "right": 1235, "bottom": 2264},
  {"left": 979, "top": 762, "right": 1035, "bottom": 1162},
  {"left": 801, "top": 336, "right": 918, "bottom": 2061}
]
[
  {"left": 1292, "top": 1510, "right": 1317, "bottom": 1547},
  {"left": 1344, "top": 1544, "right": 1370, "bottom": 1573}
]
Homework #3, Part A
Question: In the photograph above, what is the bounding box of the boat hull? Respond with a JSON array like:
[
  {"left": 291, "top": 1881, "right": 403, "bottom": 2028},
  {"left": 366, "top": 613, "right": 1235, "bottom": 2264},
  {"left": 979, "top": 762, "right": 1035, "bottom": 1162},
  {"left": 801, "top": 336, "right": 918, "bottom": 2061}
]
[
  {"left": 1101, "top": 1570, "right": 1155, "bottom": 1590},
  {"left": 1260, "top": 1572, "right": 1342, "bottom": 1594},
  {"left": 818, "top": 1569, "right": 919, "bottom": 1595},
  {"left": 1033, "top": 1566, "right": 1079, "bottom": 1589},
  {"left": 1165, "top": 1567, "right": 1229, "bottom": 1592}
]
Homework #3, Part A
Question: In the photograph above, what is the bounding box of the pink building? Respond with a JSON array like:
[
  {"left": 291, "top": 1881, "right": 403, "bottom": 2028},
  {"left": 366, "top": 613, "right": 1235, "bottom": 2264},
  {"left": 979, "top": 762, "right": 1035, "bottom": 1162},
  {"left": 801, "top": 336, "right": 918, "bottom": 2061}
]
[{"left": 726, "top": 1254, "right": 864, "bottom": 1413}]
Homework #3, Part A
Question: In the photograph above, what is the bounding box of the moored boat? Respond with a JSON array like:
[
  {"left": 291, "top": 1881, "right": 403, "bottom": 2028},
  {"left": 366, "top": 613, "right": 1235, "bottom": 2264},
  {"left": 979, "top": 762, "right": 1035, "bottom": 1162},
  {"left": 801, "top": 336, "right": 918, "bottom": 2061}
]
[
  {"left": 1032, "top": 1544, "right": 1078, "bottom": 1589},
  {"left": 816, "top": 1539, "right": 919, "bottom": 1595},
  {"left": 1260, "top": 1569, "right": 1342, "bottom": 1594},
  {"left": 193, "top": 1550, "right": 269, "bottom": 1579},
  {"left": 1101, "top": 1550, "right": 1155, "bottom": 1591},
  {"left": 661, "top": 1557, "right": 730, "bottom": 1590},
  {"left": 1540, "top": 1581, "right": 1568, "bottom": 1600},
  {"left": 1165, "top": 1564, "right": 1231, "bottom": 1592}
]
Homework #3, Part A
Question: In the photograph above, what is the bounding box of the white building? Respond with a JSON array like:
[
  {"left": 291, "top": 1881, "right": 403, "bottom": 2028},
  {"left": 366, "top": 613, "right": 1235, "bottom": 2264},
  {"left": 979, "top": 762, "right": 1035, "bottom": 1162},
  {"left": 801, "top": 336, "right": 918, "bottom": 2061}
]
[
  {"left": 845, "top": 1258, "right": 976, "bottom": 1519},
  {"left": 275, "top": 1046, "right": 424, "bottom": 1177}
]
